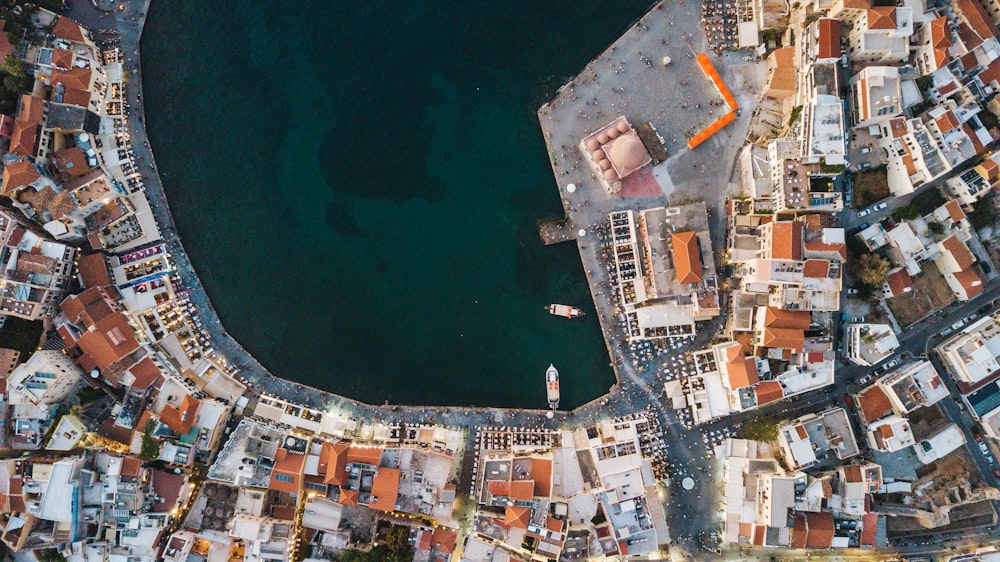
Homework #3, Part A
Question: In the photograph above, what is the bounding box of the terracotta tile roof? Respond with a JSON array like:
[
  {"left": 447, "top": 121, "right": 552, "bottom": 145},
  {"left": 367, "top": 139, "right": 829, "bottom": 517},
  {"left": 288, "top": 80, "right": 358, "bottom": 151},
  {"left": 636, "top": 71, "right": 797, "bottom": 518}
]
[
  {"left": 320, "top": 441, "right": 349, "bottom": 486},
  {"left": 509, "top": 480, "right": 534, "bottom": 501},
  {"left": 817, "top": 19, "right": 842, "bottom": 59},
  {"left": 942, "top": 235, "right": 976, "bottom": 270},
  {"left": 17, "top": 95, "right": 44, "bottom": 125},
  {"left": 945, "top": 200, "right": 966, "bottom": 222},
  {"left": 867, "top": 7, "right": 896, "bottom": 29},
  {"left": 545, "top": 516, "right": 563, "bottom": 533},
  {"left": 159, "top": 394, "right": 201, "bottom": 436},
  {"left": 804, "top": 511, "right": 835, "bottom": 548},
  {"left": 486, "top": 480, "right": 510, "bottom": 496},
  {"left": 51, "top": 147, "right": 90, "bottom": 181},
  {"left": 843, "top": 465, "right": 863, "bottom": 482},
  {"left": 804, "top": 241, "right": 847, "bottom": 261},
  {"left": 963, "top": 122, "right": 987, "bottom": 153},
  {"left": 150, "top": 469, "right": 186, "bottom": 513},
  {"left": 980, "top": 58, "right": 1000, "bottom": 87},
  {"left": 77, "top": 253, "right": 111, "bottom": 288},
  {"left": 346, "top": 445, "right": 382, "bottom": 466},
  {"left": 954, "top": 267, "right": 984, "bottom": 298},
  {"left": 802, "top": 259, "right": 830, "bottom": 278},
  {"left": 128, "top": 357, "right": 161, "bottom": 391},
  {"left": 0, "top": 22, "right": 11, "bottom": 60},
  {"left": 370, "top": 467, "right": 400, "bottom": 512},
  {"left": 858, "top": 386, "right": 893, "bottom": 423},
  {"left": 931, "top": 16, "right": 952, "bottom": 68},
  {"left": 982, "top": 158, "right": 1000, "bottom": 182},
  {"left": 754, "top": 381, "right": 784, "bottom": 405},
  {"left": 8, "top": 122, "right": 38, "bottom": 158},
  {"left": 77, "top": 312, "right": 139, "bottom": 371},
  {"left": 791, "top": 514, "right": 807, "bottom": 548},
  {"left": 935, "top": 110, "right": 960, "bottom": 134},
  {"left": 843, "top": 0, "right": 872, "bottom": 8},
  {"left": 761, "top": 327, "right": 805, "bottom": 352},
  {"left": 763, "top": 307, "right": 811, "bottom": 329},
  {"left": 531, "top": 458, "right": 552, "bottom": 497},
  {"left": 268, "top": 448, "right": 305, "bottom": 493},
  {"left": 1, "top": 162, "right": 39, "bottom": 195},
  {"left": 52, "top": 16, "right": 86, "bottom": 43},
  {"left": 861, "top": 513, "right": 879, "bottom": 546},
  {"left": 504, "top": 505, "right": 531, "bottom": 529},
  {"left": 955, "top": 0, "right": 998, "bottom": 48},
  {"left": 60, "top": 287, "right": 117, "bottom": 329},
  {"left": 120, "top": 456, "right": 142, "bottom": 479},
  {"left": 671, "top": 231, "right": 703, "bottom": 284},
  {"left": 338, "top": 488, "right": 359, "bottom": 506},
  {"left": 770, "top": 221, "right": 803, "bottom": 260},
  {"left": 49, "top": 67, "right": 92, "bottom": 108},
  {"left": 886, "top": 268, "right": 913, "bottom": 297},
  {"left": 430, "top": 528, "right": 457, "bottom": 553},
  {"left": 889, "top": 117, "right": 907, "bottom": 138},
  {"left": 727, "top": 353, "right": 759, "bottom": 389},
  {"left": 51, "top": 48, "right": 73, "bottom": 70}
]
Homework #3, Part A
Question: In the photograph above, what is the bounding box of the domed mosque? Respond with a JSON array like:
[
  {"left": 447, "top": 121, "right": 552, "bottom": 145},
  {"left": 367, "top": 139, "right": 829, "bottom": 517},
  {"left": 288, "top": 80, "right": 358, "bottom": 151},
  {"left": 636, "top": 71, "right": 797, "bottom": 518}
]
[{"left": 579, "top": 117, "right": 652, "bottom": 194}]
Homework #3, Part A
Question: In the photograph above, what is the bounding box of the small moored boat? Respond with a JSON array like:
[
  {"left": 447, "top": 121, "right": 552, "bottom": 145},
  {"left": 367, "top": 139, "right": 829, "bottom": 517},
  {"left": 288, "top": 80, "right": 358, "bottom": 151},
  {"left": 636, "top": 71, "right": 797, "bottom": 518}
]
[
  {"left": 547, "top": 304, "right": 585, "bottom": 318},
  {"left": 546, "top": 364, "right": 560, "bottom": 410}
]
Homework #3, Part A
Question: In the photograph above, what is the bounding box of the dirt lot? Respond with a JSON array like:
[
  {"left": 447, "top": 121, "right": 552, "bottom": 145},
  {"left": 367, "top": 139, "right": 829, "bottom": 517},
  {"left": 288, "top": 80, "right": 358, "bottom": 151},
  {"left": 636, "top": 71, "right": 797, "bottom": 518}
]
[
  {"left": 853, "top": 166, "right": 891, "bottom": 209},
  {"left": 886, "top": 266, "right": 955, "bottom": 327}
]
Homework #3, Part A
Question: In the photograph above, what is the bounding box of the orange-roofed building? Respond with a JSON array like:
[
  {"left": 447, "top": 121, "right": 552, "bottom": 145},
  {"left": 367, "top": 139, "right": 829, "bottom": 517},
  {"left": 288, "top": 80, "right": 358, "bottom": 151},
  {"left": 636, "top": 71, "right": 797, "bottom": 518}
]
[
  {"left": 346, "top": 445, "right": 382, "bottom": 466},
  {"left": 429, "top": 528, "right": 457, "bottom": 554},
  {"left": 52, "top": 15, "right": 86, "bottom": 43},
  {"left": 338, "top": 488, "right": 359, "bottom": 506},
  {"left": 159, "top": 394, "right": 201, "bottom": 436},
  {"left": 127, "top": 357, "right": 162, "bottom": 391},
  {"left": 77, "top": 253, "right": 111, "bottom": 289},
  {"left": 369, "top": 467, "right": 400, "bottom": 512},
  {"left": 761, "top": 221, "right": 803, "bottom": 260},
  {"left": 857, "top": 386, "right": 894, "bottom": 424},
  {"left": 504, "top": 505, "right": 531, "bottom": 529},
  {"left": 319, "top": 441, "right": 349, "bottom": 486},
  {"left": 1, "top": 161, "right": 40, "bottom": 195},
  {"left": 816, "top": 18, "right": 842, "bottom": 60},
  {"left": 509, "top": 480, "right": 534, "bottom": 501},
  {"left": 671, "top": 231, "right": 703, "bottom": 284},
  {"left": 76, "top": 312, "right": 139, "bottom": 372},
  {"left": 269, "top": 448, "right": 306, "bottom": 494},
  {"left": 721, "top": 342, "right": 759, "bottom": 389},
  {"left": 761, "top": 327, "right": 805, "bottom": 352},
  {"left": 754, "top": 381, "right": 785, "bottom": 405},
  {"left": 531, "top": 458, "right": 552, "bottom": 497},
  {"left": 884, "top": 267, "right": 913, "bottom": 297},
  {"left": 761, "top": 307, "right": 811, "bottom": 330}
]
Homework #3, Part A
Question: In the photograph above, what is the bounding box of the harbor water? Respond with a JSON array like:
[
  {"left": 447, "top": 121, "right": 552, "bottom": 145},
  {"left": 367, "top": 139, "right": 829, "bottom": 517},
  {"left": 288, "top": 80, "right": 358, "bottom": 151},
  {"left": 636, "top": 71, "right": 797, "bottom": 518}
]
[{"left": 140, "top": 1, "right": 649, "bottom": 408}]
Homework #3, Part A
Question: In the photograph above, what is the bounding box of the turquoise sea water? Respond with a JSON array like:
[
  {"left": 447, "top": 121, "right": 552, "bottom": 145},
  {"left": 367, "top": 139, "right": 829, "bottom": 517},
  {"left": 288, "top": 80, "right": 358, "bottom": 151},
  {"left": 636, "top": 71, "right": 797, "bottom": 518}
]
[{"left": 141, "top": 2, "right": 649, "bottom": 408}]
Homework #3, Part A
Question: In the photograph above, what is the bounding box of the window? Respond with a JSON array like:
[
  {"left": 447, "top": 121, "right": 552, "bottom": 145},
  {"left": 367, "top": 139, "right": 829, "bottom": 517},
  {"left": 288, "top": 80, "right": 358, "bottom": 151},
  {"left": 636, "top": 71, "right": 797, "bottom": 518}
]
[
  {"left": 305, "top": 481, "right": 327, "bottom": 493},
  {"left": 274, "top": 474, "right": 294, "bottom": 483}
]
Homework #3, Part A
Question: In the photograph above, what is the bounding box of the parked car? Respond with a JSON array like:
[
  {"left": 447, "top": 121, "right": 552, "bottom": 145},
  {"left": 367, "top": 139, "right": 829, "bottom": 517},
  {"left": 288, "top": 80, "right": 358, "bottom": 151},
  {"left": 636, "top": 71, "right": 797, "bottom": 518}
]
[
  {"left": 859, "top": 162, "right": 872, "bottom": 170},
  {"left": 860, "top": 146, "right": 872, "bottom": 154},
  {"left": 883, "top": 358, "right": 901, "bottom": 370},
  {"left": 858, "top": 374, "right": 873, "bottom": 385},
  {"left": 875, "top": 201, "right": 888, "bottom": 211},
  {"left": 980, "top": 441, "right": 990, "bottom": 455},
  {"left": 852, "top": 316, "right": 865, "bottom": 322},
  {"left": 857, "top": 208, "right": 872, "bottom": 218},
  {"left": 846, "top": 288, "right": 860, "bottom": 295},
  {"left": 844, "top": 394, "right": 854, "bottom": 408}
]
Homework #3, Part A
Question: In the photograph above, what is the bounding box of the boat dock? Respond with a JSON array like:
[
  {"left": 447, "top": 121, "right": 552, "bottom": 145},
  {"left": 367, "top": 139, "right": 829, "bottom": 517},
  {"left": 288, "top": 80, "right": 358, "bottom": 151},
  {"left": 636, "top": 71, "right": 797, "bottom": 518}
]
[{"left": 537, "top": 217, "right": 578, "bottom": 245}]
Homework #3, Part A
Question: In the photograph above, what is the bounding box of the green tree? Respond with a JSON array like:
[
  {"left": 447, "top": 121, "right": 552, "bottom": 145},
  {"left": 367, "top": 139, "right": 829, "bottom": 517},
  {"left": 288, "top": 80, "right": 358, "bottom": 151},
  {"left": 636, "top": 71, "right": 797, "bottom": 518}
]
[
  {"left": 927, "top": 221, "right": 945, "bottom": 235},
  {"left": 890, "top": 203, "right": 921, "bottom": 221},
  {"left": 139, "top": 419, "right": 161, "bottom": 461},
  {"left": 789, "top": 105, "right": 803, "bottom": 127},
  {"left": 1, "top": 54, "right": 25, "bottom": 78},
  {"left": 856, "top": 253, "right": 891, "bottom": 288},
  {"left": 742, "top": 418, "right": 779, "bottom": 443},
  {"left": 970, "top": 199, "right": 996, "bottom": 230}
]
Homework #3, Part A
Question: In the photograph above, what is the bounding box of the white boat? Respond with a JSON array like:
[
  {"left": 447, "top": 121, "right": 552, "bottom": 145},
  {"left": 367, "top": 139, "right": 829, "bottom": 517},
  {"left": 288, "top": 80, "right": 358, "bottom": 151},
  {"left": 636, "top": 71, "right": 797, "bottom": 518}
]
[
  {"left": 546, "top": 364, "right": 560, "bottom": 410},
  {"left": 548, "top": 304, "right": 585, "bottom": 318}
]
